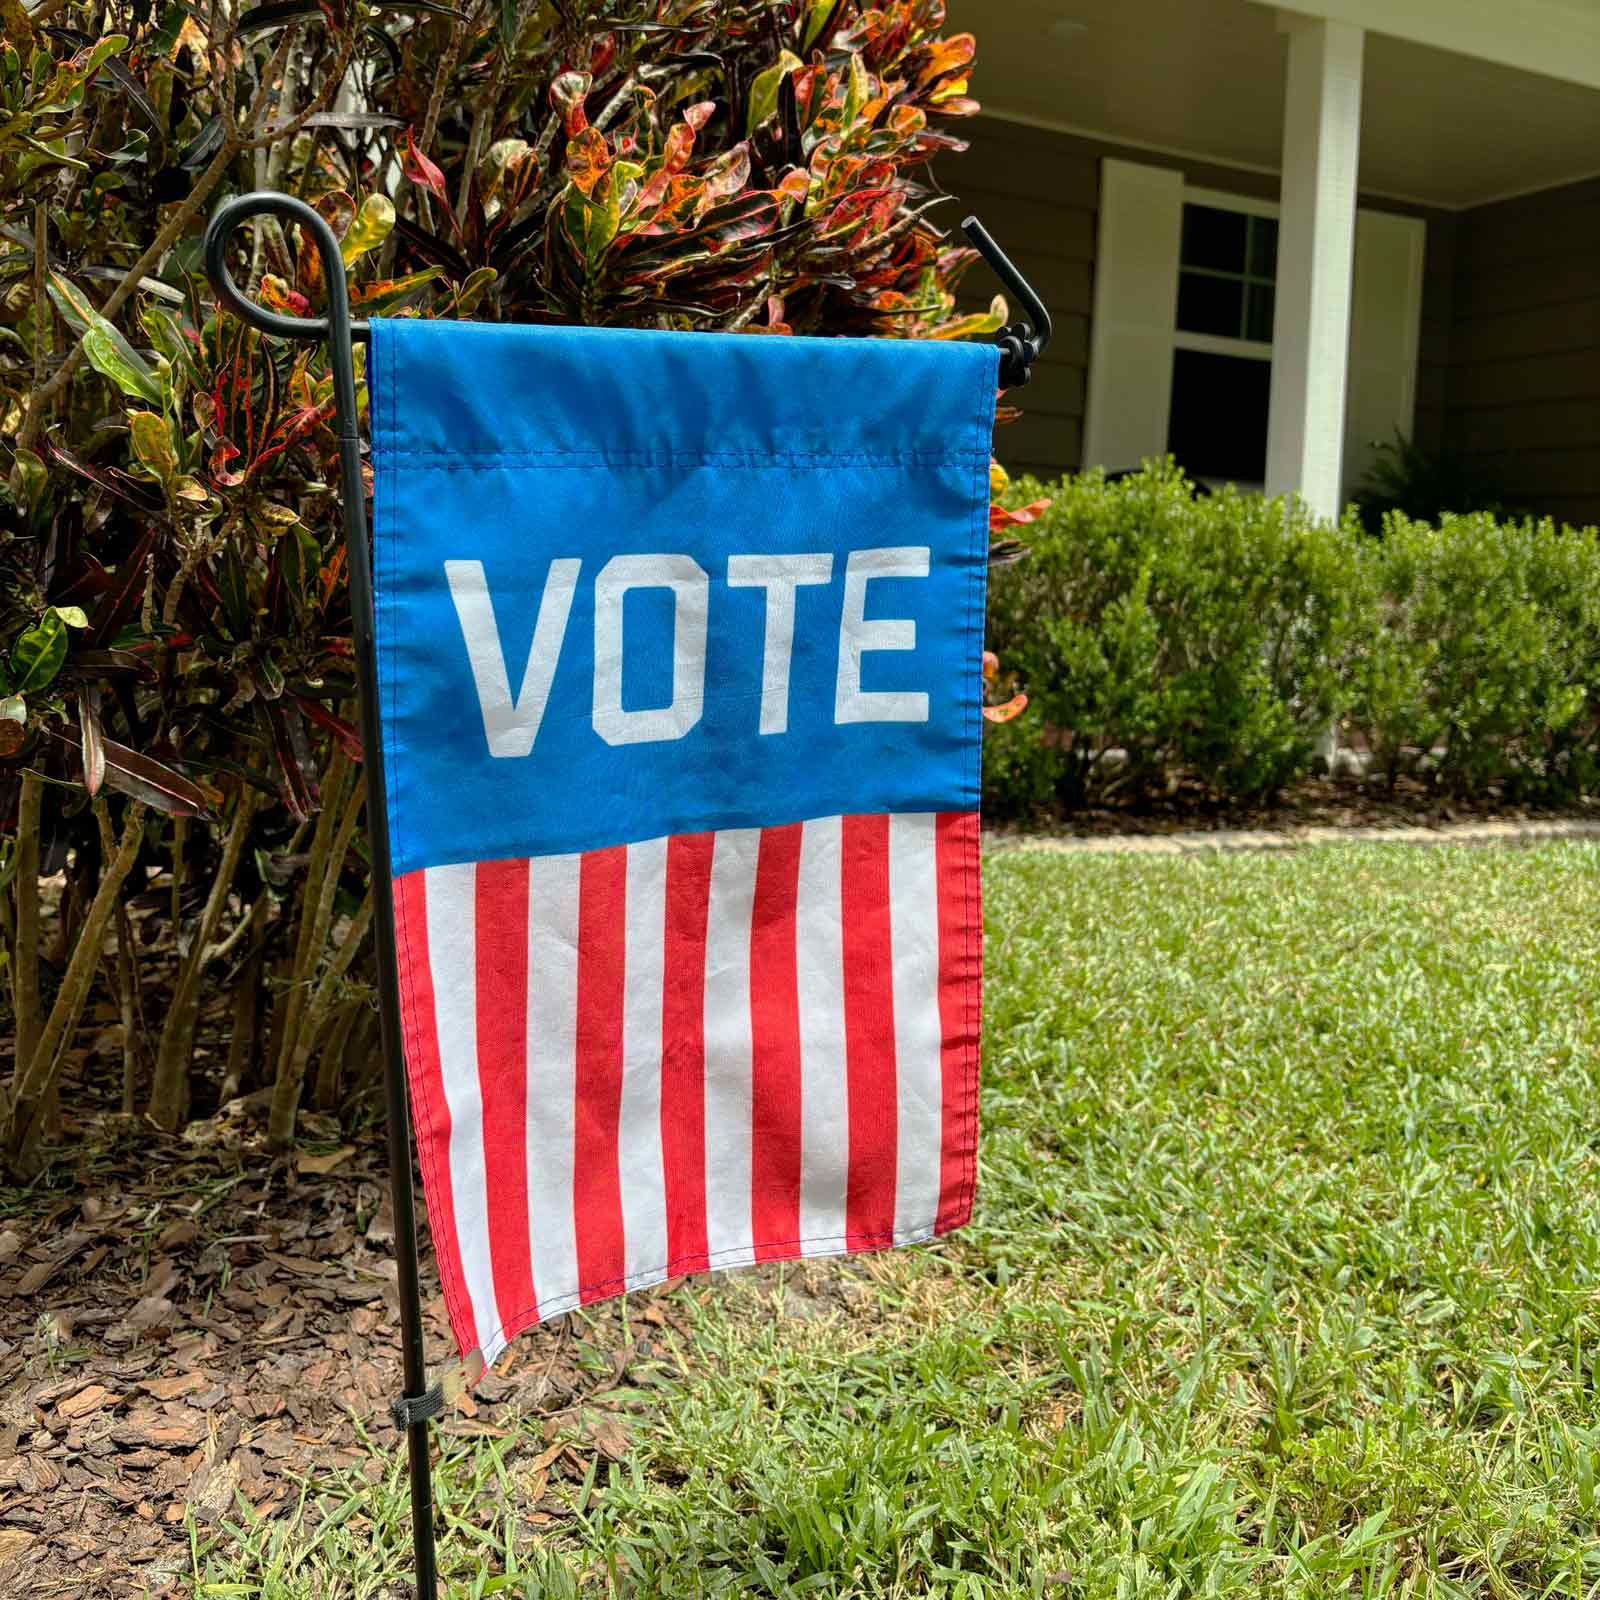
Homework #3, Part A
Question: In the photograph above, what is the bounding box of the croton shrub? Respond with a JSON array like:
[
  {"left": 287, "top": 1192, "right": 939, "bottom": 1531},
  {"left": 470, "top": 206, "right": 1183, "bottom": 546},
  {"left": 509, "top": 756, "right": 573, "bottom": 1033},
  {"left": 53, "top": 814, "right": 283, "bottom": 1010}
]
[{"left": 0, "top": 0, "right": 1022, "bottom": 1173}]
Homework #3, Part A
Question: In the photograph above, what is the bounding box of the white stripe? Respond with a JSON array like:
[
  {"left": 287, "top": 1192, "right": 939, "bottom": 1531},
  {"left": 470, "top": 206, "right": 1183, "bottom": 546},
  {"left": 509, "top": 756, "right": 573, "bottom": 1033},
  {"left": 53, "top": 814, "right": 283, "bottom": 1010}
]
[
  {"left": 423, "top": 864, "right": 502, "bottom": 1358},
  {"left": 796, "top": 815, "right": 850, "bottom": 1248},
  {"left": 619, "top": 837, "right": 669, "bottom": 1289},
  {"left": 526, "top": 853, "right": 581, "bottom": 1318},
  {"left": 702, "top": 828, "right": 759, "bottom": 1267},
  {"left": 888, "top": 813, "right": 944, "bottom": 1243}
]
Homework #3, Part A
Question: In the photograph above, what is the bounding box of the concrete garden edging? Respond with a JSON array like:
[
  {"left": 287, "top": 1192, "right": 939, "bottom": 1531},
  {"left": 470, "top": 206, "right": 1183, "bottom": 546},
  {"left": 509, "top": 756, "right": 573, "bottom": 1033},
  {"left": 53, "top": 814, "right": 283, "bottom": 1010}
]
[{"left": 991, "top": 818, "right": 1600, "bottom": 858}]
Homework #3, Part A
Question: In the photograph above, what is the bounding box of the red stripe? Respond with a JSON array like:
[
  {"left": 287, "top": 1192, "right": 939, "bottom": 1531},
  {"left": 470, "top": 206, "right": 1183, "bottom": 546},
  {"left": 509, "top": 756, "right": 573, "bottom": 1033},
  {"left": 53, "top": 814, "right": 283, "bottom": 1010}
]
[
  {"left": 393, "top": 871, "right": 477, "bottom": 1356},
  {"left": 839, "top": 813, "right": 898, "bottom": 1248},
  {"left": 935, "top": 812, "right": 980, "bottom": 1232},
  {"left": 474, "top": 858, "right": 535, "bottom": 1330},
  {"left": 661, "top": 833, "right": 714, "bottom": 1276},
  {"left": 573, "top": 846, "right": 628, "bottom": 1303},
  {"left": 750, "top": 823, "right": 804, "bottom": 1261}
]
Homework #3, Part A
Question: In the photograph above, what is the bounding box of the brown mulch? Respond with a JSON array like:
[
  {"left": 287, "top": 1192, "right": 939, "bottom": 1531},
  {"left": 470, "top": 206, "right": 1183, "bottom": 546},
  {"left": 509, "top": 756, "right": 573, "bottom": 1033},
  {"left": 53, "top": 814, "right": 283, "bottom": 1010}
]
[
  {"left": 0, "top": 1102, "right": 686, "bottom": 1599},
  {"left": 986, "top": 771, "right": 1600, "bottom": 841}
]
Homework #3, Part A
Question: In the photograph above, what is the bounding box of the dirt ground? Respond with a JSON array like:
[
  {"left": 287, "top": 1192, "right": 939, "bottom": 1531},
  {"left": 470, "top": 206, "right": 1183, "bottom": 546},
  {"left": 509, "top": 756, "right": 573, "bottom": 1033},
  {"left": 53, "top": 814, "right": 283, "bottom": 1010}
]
[
  {"left": 989, "top": 770, "right": 1600, "bottom": 840},
  {"left": 0, "top": 1100, "right": 667, "bottom": 1599}
]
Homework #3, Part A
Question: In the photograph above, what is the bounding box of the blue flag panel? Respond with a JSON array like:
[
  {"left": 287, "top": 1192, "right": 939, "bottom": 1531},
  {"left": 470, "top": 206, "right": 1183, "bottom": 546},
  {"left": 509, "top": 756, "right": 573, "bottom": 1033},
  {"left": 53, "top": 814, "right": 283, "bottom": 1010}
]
[{"left": 369, "top": 319, "right": 997, "bottom": 879}]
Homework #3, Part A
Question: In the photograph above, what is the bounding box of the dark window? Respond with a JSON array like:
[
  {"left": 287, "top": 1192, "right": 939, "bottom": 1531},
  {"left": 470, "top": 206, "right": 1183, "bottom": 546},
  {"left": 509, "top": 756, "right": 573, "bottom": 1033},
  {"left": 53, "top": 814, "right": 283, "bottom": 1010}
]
[
  {"left": 1167, "top": 349, "right": 1272, "bottom": 484},
  {"left": 1176, "top": 203, "right": 1278, "bottom": 343}
]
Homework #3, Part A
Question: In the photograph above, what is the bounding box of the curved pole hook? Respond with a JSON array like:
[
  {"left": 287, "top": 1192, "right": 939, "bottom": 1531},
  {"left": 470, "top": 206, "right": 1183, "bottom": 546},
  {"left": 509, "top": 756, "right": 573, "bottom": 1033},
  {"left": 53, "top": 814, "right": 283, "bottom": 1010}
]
[
  {"left": 204, "top": 189, "right": 370, "bottom": 345},
  {"left": 961, "top": 215, "right": 1053, "bottom": 390},
  {"left": 203, "top": 191, "right": 367, "bottom": 444}
]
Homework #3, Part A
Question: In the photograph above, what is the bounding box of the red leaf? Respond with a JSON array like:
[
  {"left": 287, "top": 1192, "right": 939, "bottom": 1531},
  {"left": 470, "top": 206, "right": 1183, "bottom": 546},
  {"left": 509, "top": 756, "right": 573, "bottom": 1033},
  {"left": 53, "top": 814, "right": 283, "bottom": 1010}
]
[
  {"left": 87, "top": 527, "right": 157, "bottom": 647},
  {"left": 79, "top": 688, "right": 105, "bottom": 798},
  {"left": 294, "top": 694, "right": 365, "bottom": 764},
  {"left": 210, "top": 439, "right": 245, "bottom": 489},
  {"left": 982, "top": 693, "right": 1028, "bottom": 724},
  {"left": 989, "top": 497, "right": 1051, "bottom": 533},
  {"left": 403, "top": 129, "right": 450, "bottom": 209},
  {"left": 98, "top": 737, "right": 211, "bottom": 817},
  {"left": 260, "top": 698, "right": 320, "bottom": 822}
]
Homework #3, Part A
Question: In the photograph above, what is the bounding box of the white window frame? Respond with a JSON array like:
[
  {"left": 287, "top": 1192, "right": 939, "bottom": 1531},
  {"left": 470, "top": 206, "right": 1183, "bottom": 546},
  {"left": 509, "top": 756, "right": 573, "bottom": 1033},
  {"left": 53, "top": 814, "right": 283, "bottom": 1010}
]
[
  {"left": 1083, "top": 156, "right": 1425, "bottom": 493},
  {"left": 1173, "top": 187, "right": 1278, "bottom": 365}
]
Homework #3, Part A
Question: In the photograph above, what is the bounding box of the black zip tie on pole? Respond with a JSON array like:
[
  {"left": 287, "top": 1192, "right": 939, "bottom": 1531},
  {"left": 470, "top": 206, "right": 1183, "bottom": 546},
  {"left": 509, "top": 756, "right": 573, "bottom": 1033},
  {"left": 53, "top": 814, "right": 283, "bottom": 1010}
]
[
  {"left": 391, "top": 1381, "right": 448, "bottom": 1432},
  {"left": 201, "top": 189, "right": 1052, "bottom": 1600}
]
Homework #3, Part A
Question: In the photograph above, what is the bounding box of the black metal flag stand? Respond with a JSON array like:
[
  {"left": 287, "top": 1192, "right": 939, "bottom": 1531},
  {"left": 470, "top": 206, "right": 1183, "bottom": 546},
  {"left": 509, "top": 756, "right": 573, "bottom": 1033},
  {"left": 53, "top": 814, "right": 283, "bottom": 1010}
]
[{"left": 201, "top": 191, "right": 1050, "bottom": 1600}]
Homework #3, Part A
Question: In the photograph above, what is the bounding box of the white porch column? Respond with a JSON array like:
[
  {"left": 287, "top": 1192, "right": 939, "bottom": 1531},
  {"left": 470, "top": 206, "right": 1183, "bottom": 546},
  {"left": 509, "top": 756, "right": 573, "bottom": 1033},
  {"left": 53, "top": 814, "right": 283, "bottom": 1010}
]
[{"left": 1265, "top": 15, "right": 1365, "bottom": 521}]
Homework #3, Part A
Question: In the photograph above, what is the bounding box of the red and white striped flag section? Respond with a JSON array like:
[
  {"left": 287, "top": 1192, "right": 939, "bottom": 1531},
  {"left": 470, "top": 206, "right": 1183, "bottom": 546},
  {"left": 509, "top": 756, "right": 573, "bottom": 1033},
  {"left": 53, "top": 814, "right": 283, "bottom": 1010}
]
[
  {"left": 370, "top": 319, "right": 996, "bottom": 1373},
  {"left": 394, "top": 814, "right": 978, "bottom": 1368}
]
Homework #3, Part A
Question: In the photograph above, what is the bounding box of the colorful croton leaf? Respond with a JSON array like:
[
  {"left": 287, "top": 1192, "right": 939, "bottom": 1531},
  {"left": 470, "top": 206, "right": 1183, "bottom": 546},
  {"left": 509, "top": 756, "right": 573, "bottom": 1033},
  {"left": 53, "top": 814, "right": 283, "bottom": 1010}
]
[{"left": 981, "top": 650, "right": 1028, "bottom": 724}]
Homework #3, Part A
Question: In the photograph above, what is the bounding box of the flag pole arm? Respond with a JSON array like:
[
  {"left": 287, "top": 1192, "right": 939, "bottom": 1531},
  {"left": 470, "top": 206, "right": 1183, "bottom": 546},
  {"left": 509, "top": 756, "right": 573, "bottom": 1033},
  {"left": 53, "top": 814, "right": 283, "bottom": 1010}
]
[
  {"left": 960, "top": 215, "right": 1052, "bottom": 389},
  {"left": 202, "top": 190, "right": 438, "bottom": 1600},
  {"left": 206, "top": 194, "right": 1044, "bottom": 386}
]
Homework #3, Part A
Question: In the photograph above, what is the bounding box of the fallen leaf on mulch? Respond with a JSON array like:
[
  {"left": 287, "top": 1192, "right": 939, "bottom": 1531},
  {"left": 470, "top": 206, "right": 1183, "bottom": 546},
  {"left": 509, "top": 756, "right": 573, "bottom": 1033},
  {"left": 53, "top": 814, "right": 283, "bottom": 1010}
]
[
  {"left": 585, "top": 1414, "right": 630, "bottom": 1461},
  {"left": 0, "top": 1231, "right": 20, "bottom": 1264},
  {"left": 127, "top": 1295, "right": 178, "bottom": 1333},
  {"left": 296, "top": 1146, "right": 356, "bottom": 1177},
  {"left": 156, "top": 1218, "right": 199, "bottom": 1251},
  {"left": 13, "top": 1261, "right": 58, "bottom": 1297},
  {"left": 57, "top": 1383, "right": 114, "bottom": 1420}
]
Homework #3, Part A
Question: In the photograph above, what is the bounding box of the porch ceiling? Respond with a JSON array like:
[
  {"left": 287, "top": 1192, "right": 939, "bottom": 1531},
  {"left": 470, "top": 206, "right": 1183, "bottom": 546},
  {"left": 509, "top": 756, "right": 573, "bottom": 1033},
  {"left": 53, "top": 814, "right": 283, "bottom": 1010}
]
[{"left": 946, "top": 0, "right": 1600, "bottom": 209}]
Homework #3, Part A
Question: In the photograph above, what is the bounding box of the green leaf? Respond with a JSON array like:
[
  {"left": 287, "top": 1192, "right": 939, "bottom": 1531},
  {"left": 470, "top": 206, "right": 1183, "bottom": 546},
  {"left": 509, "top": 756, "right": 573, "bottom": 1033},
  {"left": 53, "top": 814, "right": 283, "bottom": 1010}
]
[
  {"left": 82, "top": 320, "right": 161, "bottom": 404},
  {"left": 12, "top": 609, "right": 67, "bottom": 694},
  {"left": 45, "top": 269, "right": 97, "bottom": 333},
  {"left": 0, "top": 695, "right": 24, "bottom": 724},
  {"left": 8, "top": 446, "right": 45, "bottom": 513},
  {"left": 747, "top": 49, "right": 801, "bottom": 136},
  {"left": 353, "top": 265, "right": 443, "bottom": 316},
  {"left": 219, "top": 540, "right": 250, "bottom": 639},
  {"left": 341, "top": 193, "right": 395, "bottom": 265},
  {"left": 800, "top": 0, "right": 833, "bottom": 49},
  {"left": 129, "top": 409, "right": 178, "bottom": 486},
  {"left": 52, "top": 605, "right": 89, "bottom": 629},
  {"left": 451, "top": 266, "right": 497, "bottom": 317}
]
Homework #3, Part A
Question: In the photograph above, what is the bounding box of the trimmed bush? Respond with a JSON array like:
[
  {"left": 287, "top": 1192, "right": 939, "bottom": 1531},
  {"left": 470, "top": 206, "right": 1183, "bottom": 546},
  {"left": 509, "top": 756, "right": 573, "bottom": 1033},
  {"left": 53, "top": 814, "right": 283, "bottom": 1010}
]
[
  {"left": 986, "top": 463, "right": 1365, "bottom": 808},
  {"left": 1353, "top": 512, "right": 1600, "bottom": 798},
  {"left": 985, "top": 465, "right": 1600, "bottom": 816}
]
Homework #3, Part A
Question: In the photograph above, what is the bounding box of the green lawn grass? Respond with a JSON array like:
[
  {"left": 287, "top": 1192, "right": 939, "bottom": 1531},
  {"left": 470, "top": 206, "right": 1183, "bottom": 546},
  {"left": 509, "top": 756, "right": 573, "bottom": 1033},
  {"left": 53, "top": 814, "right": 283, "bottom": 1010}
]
[{"left": 191, "top": 843, "right": 1600, "bottom": 1598}]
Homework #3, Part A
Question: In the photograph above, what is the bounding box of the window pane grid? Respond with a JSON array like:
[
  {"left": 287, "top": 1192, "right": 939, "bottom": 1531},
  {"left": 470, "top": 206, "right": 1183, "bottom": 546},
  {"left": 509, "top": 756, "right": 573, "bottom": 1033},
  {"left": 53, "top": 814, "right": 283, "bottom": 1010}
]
[{"left": 1176, "top": 204, "right": 1279, "bottom": 343}]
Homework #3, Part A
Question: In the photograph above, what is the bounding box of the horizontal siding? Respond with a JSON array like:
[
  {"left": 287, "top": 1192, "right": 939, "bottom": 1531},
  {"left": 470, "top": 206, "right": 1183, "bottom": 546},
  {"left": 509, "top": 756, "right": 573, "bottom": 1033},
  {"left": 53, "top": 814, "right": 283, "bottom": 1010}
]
[
  {"left": 946, "top": 116, "right": 1450, "bottom": 482},
  {"left": 1413, "top": 212, "right": 1458, "bottom": 455},
  {"left": 1442, "top": 178, "right": 1600, "bottom": 525},
  {"left": 1451, "top": 179, "right": 1600, "bottom": 272},
  {"left": 951, "top": 119, "right": 1097, "bottom": 480}
]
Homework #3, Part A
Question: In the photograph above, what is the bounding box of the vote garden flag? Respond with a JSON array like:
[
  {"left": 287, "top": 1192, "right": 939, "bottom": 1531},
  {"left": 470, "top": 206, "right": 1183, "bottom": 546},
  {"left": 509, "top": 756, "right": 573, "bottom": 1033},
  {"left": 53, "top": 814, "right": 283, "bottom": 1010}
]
[{"left": 368, "top": 319, "right": 998, "bottom": 1372}]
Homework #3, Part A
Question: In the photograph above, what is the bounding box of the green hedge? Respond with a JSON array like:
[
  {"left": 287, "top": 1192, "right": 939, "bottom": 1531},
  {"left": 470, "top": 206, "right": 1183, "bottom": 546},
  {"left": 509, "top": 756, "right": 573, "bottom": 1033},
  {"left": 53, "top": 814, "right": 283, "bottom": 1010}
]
[{"left": 985, "top": 463, "right": 1600, "bottom": 816}]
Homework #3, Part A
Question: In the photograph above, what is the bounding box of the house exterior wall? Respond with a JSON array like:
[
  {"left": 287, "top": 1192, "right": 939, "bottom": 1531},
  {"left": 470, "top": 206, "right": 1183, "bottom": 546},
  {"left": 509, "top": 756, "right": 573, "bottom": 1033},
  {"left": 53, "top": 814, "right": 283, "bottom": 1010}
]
[
  {"left": 1441, "top": 177, "right": 1600, "bottom": 528},
  {"left": 950, "top": 116, "right": 1455, "bottom": 484}
]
